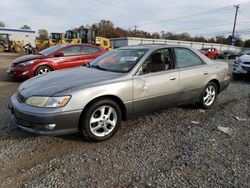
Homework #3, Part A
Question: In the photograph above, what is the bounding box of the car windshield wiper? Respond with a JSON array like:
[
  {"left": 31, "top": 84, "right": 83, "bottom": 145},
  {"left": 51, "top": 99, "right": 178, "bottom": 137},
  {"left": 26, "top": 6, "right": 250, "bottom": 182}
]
[
  {"left": 86, "top": 63, "right": 108, "bottom": 71},
  {"left": 91, "top": 65, "right": 109, "bottom": 71}
]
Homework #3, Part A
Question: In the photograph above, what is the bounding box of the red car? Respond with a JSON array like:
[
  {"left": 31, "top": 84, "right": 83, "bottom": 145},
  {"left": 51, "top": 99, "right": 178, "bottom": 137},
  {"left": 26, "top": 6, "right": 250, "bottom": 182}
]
[
  {"left": 199, "top": 48, "right": 219, "bottom": 59},
  {"left": 7, "top": 44, "right": 106, "bottom": 79}
]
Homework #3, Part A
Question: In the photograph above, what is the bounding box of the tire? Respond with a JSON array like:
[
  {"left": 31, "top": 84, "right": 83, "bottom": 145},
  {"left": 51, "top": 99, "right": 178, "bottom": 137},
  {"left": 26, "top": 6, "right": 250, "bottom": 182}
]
[
  {"left": 14, "top": 45, "right": 24, "bottom": 53},
  {"left": 35, "top": 66, "right": 52, "bottom": 76},
  {"left": 200, "top": 82, "right": 218, "bottom": 109},
  {"left": 81, "top": 99, "right": 122, "bottom": 141},
  {"left": 0, "top": 44, "right": 4, "bottom": 53}
]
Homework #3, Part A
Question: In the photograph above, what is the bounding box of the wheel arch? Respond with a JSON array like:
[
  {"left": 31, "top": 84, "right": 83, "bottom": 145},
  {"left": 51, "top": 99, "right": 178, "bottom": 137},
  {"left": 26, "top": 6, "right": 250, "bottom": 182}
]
[
  {"left": 34, "top": 63, "right": 54, "bottom": 76},
  {"left": 78, "top": 95, "right": 127, "bottom": 130},
  {"left": 208, "top": 79, "right": 220, "bottom": 93}
]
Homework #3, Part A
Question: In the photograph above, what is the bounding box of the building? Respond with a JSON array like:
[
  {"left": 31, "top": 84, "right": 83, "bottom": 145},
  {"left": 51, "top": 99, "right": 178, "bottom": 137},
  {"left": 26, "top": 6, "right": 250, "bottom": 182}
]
[{"left": 0, "top": 27, "right": 36, "bottom": 47}]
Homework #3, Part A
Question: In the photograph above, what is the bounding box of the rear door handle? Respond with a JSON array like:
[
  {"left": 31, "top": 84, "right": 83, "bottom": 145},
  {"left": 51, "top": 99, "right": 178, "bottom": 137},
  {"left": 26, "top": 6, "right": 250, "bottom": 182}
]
[
  {"left": 203, "top": 72, "right": 208, "bottom": 75},
  {"left": 169, "top": 77, "right": 176, "bottom": 80}
]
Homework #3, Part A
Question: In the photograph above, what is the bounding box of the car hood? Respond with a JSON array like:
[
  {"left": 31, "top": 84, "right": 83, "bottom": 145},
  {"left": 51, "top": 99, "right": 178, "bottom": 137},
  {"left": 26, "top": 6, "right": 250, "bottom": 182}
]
[
  {"left": 238, "top": 54, "right": 250, "bottom": 61},
  {"left": 18, "top": 67, "right": 124, "bottom": 98},
  {"left": 13, "top": 54, "right": 45, "bottom": 64}
]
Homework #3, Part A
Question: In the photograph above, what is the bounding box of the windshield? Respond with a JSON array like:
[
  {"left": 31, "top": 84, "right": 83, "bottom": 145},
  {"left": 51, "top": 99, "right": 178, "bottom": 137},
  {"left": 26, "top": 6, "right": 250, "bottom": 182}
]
[
  {"left": 39, "top": 44, "right": 67, "bottom": 55},
  {"left": 89, "top": 49, "right": 148, "bottom": 73}
]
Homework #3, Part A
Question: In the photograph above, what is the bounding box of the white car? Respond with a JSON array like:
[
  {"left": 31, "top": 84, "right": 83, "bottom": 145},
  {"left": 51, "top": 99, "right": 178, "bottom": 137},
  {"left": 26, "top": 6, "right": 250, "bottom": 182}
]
[{"left": 233, "top": 54, "right": 250, "bottom": 77}]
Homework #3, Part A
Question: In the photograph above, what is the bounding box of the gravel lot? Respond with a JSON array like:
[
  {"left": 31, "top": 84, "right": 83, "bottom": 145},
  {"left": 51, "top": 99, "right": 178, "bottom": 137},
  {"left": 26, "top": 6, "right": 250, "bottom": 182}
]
[{"left": 0, "top": 53, "right": 249, "bottom": 187}]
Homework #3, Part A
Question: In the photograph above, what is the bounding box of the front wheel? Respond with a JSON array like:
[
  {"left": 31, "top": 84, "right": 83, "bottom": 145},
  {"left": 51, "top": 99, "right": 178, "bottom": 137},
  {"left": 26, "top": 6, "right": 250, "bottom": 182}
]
[
  {"left": 200, "top": 82, "right": 218, "bottom": 109},
  {"left": 81, "top": 99, "right": 122, "bottom": 141},
  {"left": 35, "top": 66, "right": 52, "bottom": 76}
]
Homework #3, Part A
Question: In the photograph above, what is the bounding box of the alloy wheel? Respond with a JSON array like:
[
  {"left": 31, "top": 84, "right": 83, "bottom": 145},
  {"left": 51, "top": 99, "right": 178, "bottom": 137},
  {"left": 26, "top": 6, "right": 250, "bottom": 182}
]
[
  {"left": 89, "top": 105, "right": 118, "bottom": 137},
  {"left": 203, "top": 85, "right": 216, "bottom": 106}
]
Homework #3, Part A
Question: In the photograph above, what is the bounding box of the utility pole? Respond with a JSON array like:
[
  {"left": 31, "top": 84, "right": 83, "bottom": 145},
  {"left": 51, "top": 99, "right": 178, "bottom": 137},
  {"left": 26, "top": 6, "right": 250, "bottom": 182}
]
[
  {"left": 133, "top": 25, "right": 137, "bottom": 37},
  {"left": 231, "top": 4, "right": 239, "bottom": 45}
]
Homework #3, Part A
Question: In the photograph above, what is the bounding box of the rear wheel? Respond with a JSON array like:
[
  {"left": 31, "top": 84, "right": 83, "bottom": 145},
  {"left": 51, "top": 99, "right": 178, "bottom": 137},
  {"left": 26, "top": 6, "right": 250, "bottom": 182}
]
[
  {"left": 81, "top": 99, "right": 122, "bottom": 141},
  {"left": 200, "top": 82, "right": 218, "bottom": 109},
  {"left": 35, "top": 66, "right": 52, "bottom": 76}
]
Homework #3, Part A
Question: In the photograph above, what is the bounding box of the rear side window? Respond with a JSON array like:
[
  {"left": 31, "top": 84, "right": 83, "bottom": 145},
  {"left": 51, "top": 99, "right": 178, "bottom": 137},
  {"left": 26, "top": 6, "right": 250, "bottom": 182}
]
[
  {"left": 81, "top": 46, "right": 100, "bottom": 55},
  {"left": 63, "top": 46, "right": 81, "bottom": 56},
  {"left": 174, "top": 48, "right": 204, "bottom": 68}
]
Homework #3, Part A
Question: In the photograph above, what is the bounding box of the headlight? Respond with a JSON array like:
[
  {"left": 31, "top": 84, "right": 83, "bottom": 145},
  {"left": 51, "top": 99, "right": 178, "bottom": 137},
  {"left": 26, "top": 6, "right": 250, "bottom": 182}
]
[
  {"left": 25, "top": 96, "right": 71, "bottom": 107},
  {"left": 19, "top": 60, "right": 34, "bottom": 66},
  {"left": 234, "top": 58, "right": 241, "bottom": 64}
]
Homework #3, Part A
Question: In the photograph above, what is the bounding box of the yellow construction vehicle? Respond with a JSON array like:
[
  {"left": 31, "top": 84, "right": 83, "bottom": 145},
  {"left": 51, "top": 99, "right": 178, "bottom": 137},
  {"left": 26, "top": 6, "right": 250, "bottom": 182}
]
[
  {"left": 35, "top": 33, "right": 64, "bottom": 52},
  {"left": 77, "top": 27, "right": 112, "bottom": 50},
  {"left": 35, "top": 28, "right": 113, "bottom": 52},
  {"left": 0, "top": 33, "right": 25, "bottom": 53},
  {"left": 95, "top": 36, "right": 112, "bottom": 51},
  {"left": 64, "top": 30, "right": 80, "bottom": 43}
]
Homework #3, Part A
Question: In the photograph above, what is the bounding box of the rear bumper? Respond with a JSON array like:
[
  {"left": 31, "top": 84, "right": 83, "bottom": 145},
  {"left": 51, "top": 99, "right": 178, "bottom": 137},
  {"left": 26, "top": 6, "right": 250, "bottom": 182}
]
[{"left": 9, "top": 94, "right": 81, "bottom": 135}]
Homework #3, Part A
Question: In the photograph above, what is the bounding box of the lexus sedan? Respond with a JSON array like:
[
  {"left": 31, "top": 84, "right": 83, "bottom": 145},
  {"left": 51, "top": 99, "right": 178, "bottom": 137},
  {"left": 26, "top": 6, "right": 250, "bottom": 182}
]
[
  {"left": 9, "top": 45, "right": 231, "bottom": 141},
  {"left": 7, "top": 44, "right": 106, "bottom": 79}
]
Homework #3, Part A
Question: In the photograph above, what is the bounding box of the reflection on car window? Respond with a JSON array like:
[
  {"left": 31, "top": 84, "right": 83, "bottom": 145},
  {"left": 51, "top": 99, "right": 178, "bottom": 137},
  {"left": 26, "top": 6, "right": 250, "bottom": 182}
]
[
  {"left": 63, "top": 46, "right": 81, "bottom": 56},
  {"left": 39, "top": 45, "right": 67, "bottom": 55},
  {"left": 141, "top": 49, "right": 173, "bottom": 74},
  {"left": 81, "top": 46, "right": 100, "bottom": 55},
  {"left": 175, "top": 48, "right": 203, "bottom": 68},
  {"left": 89, "top": 49, "right": 148, "bottom": 73}
]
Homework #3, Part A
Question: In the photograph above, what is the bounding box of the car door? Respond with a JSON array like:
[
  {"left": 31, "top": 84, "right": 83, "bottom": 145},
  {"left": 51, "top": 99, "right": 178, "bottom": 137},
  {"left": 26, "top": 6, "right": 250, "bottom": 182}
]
[
  {"left": 133, "top": 48, "right": 181, "bottom": 115},
  {"left": 173, "top": 47, "right": 210, "bottom": 103},
  {"left": 54, "top": 45, "right": 83, "bottom": 69},
  {"left": 80, "top": 46, "right": 102, "bottom": 65}
]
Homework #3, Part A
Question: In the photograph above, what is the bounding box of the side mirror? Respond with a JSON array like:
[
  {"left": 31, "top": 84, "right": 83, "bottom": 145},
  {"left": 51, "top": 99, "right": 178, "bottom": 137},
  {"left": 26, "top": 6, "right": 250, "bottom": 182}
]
[
  {"left": 136, "top": 67, "right": 144, "bottom": 75},
  {"left": 54, "top": 52, "right": 64, "bottom": 57}
]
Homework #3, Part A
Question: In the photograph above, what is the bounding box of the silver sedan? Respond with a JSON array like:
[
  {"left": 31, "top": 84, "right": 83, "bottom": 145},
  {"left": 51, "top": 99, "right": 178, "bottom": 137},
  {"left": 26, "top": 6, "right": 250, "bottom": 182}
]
[{"left": 9, "top": 45, "right": 231, "bottom": 141}]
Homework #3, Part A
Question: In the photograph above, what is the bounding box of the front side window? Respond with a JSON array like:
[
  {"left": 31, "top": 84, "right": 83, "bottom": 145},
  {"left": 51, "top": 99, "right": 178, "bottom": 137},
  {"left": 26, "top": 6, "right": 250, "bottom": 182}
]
[
  {"left": 63, "top": 46, "right": 81, "bottom": 56},
  {"left": 140, "top": 48, "right": 174, "bottom": 74},
  {"left": 89, "top": 49, "right": 148, "bottom": 73},
  {"left": 175, "top": 48, "right": 203, "bottom": 68}
]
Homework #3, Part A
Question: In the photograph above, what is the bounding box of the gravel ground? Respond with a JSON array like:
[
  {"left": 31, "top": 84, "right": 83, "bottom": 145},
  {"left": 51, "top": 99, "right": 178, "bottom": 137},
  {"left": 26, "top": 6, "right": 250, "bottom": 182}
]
[{"left": 0, "top": 53, "right": 249, "bottom": 187}]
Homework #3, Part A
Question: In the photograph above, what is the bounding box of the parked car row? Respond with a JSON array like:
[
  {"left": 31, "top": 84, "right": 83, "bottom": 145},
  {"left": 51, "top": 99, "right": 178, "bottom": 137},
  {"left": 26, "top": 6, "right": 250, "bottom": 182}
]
[
  {"left": 199, "top": 47, "right": 245, "bottom": 60},
  {"left": 8, "top": 44, "right": 231, "bottom": 141}
]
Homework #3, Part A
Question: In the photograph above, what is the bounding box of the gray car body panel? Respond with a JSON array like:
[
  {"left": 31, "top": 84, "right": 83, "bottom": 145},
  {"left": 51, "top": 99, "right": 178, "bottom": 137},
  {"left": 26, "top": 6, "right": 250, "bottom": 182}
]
[{"left": 10, "top": 45, "right": 231, "bottom": 135}]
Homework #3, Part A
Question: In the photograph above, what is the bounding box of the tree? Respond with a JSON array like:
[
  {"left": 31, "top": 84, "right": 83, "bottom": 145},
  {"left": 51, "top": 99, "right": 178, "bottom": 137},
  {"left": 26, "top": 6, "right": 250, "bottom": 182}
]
[
  {"left": 0, "top": 21, "right": 5, "bottom": 27},
  {"left": 244, "top": 39, "right": 250, "bottom": 48},
  {"left": 37, "top": 29, "right": 49, "bottom": 40},
  {"left": 20, "top": 25, "right": 31, "bottom": 29},
  {"left": 114, "top": 27, "right": 128, "bottom": 37},
  {"left": 97, "top": 20, "right": 115, "bottom": 38},
  {"left": 152, "top": 32, "right": 160, "bottom": 39}
]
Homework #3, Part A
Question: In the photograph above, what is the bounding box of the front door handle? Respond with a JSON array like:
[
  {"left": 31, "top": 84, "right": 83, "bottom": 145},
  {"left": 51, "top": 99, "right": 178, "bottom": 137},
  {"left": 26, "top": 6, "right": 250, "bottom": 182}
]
[
  {"left": 203, "top": 72, "right": 208, "bottom": 75},
  {"left": 169, "top": 77, "right": 176, "bottom": 80}
]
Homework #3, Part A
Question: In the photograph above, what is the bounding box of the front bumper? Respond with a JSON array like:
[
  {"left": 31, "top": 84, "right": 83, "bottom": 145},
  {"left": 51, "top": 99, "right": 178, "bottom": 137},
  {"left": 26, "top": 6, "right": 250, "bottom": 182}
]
[
  {"left": 9, "top": 94, "right": 82, "bottom": 135},
  {"left": 7, "top": 65, "right": 31, "bottom": 79},
  {"left": 233, "top": 63, "right": 250, "bottom": 74}
]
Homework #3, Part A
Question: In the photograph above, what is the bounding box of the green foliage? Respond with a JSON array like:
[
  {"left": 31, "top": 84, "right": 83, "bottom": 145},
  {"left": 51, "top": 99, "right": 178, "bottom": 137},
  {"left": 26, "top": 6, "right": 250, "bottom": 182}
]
[{"left": 37, "top": 29, "right": 49, "bottom": 40}]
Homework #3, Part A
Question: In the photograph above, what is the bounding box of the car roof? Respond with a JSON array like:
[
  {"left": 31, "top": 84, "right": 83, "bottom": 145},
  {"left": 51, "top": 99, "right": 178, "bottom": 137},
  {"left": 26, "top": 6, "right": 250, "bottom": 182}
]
[{"left": 62, "top": 43, "right": 100, "bottom": 47}]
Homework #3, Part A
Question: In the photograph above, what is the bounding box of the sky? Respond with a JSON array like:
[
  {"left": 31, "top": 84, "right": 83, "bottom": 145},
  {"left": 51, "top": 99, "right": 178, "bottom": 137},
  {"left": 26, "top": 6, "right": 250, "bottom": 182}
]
[{"left": 1, "top": 0, "right": 250, "bottom": 39}]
